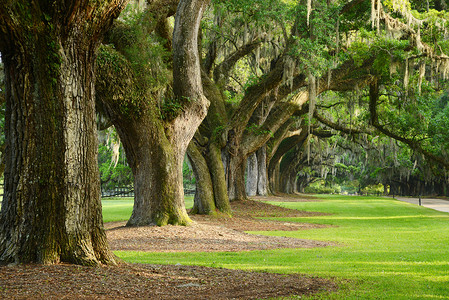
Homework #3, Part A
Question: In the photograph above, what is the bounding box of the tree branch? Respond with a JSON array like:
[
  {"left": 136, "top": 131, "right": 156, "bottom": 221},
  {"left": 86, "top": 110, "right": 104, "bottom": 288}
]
[
  {"left": 213, "top": 36, "right": 264, "bottom": 86},
  {"left": 314, "top": 111, "right": 373, "bottom": 135},
  {"left": 242, "top": 91, "right": 308, "bottom": 156},
  {"left": 172, "top": 0, "right": 211, "bottom": 147},
  {"left": 369, "top": 79, "right": 449, "bottom": 169}
]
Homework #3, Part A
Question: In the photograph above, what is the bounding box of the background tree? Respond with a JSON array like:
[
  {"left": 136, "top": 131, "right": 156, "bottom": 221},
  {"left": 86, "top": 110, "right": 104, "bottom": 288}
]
[
  {"left": 98, "top": 127, "right": 133, "bottom": 193},
  {"left": 97, "top": 0, "right": 210, "bottom": 226},
  {"left": 263, "top": 0, "right": 449, "bottom": 197}
]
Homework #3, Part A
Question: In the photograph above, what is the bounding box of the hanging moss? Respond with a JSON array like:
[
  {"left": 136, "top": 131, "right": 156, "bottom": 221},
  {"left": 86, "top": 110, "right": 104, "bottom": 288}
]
[
  {"left": 159, "top": 96, "right": 197, "bottom": 121},
  {"left": 96, "top": 44, "right": 145, "bottom": 117}
]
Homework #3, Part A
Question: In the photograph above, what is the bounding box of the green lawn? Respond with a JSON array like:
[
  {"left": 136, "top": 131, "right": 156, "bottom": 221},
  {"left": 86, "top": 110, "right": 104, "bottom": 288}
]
[
  {"left": 112, "top": 195, "right": 449, "bottom": 299},
  {"left": 102, "top": 195, "right": 194, "bottom": 223}
]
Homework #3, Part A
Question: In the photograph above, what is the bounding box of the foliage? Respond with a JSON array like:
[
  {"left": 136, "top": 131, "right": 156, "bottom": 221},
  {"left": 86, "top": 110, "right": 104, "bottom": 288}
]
[
  {"left": 182, "top": 158, "right": 195, "bottom": 186},
  {"left": 98, "top": 129, "right": 133, "bottom": 191},
  {"left": 304, "top": 180, "right": 341, "bottom": 194},
  {"left": 160, "top": 96, "right": 196, "bottom": 121},
  {"left": 114, "top": 10, "right": 171, "bottom": 91},
  {"left": 290, "top": 1, "right": 340, "bottom": 76},
  {"left": 97, "top": 44, "right": 145, "bottom": 117},
  {"left": 99, "top": 8, "right": 172, "bottom": 119}
]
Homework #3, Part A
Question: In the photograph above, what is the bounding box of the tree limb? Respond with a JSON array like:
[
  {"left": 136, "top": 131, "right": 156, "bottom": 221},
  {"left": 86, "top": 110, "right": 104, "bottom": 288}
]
[
  {"left": 369, "top": 79, "right": 449, "bottom": 169},
  {"left": 314, "top": 111, "right": 373, "bottom": 135},
  {"left": 213, "top": 37, "right": 264, "bottom": 86}
]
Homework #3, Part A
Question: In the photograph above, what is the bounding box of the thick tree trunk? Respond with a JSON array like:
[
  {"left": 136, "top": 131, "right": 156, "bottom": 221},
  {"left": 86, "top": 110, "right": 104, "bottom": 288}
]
[
  {"left": 127, "top": 122, "right": 191, "bottom": 226},
  {"left": 0, "top": 29, "right": 119, "bottom": 265},
  {"left": 96, "top": 0, "right": 210, "bottom": 226},
  {"left": 245, "top": 147, "right": 268, "bottom": 196},
  {"left": 187, "top": 143, "right": 216, "bottom": 215},
  {"left": 187, "top": 141, "right": 231, "bottom": 215},
  {"left": 130, "top": 146, "right": 190, "bottom": 225},
  {"left": 225, "top": 152, "right": 247, "bottom": 201},
  {"left": 97, "top": 71, "right": 192, "bottom": 226},
  {"left": 206, "top": 143, "right": 231, "bottom": 214},
  {"left": 256, "top": 146, "right": 268, "bottom": 196},
  {"left": 246, "top": 153, "right": 258, "bottom": 197},
  {"left": 272, "top": 163, "right": 281, "bottom": 194}
]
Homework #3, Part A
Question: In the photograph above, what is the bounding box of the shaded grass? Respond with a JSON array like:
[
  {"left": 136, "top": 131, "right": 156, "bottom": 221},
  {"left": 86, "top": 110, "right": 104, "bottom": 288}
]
[
  {"left": 115, "top": 195, "right": 449, "bottom": 299},
  {"left": 102, "top": 195, "right": 194, "bottom": 223}
]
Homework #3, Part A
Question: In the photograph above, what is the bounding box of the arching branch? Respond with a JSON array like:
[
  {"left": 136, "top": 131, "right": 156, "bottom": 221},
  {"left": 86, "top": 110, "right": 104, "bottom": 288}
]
[
  {"left": 369, "top": 79, "right": 449, "bottom": 169},
  {"left": 314, "top": 111, "right": 373, "bottom": 135},
  {"left": 213, "top": 37, "right": 264, "bottom": 86}
]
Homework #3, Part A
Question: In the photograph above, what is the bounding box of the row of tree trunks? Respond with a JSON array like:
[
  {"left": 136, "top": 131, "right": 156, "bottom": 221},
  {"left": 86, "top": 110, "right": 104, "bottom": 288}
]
[
  {"left": 388, "top": 179, "right": 449, "bottom": 197},
  {"left": 221, "top": 54, "right": 377, "bottom": 201}
]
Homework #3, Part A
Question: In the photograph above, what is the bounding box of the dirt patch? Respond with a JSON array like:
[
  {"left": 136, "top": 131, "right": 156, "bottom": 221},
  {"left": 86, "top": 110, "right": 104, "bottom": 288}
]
[
  {"left": 252, "top": 193, "right": 323, "bottom": 202},
  {"left": 0, "top": 263, "right": 337, "bottom": 299},
  {"left": 106, "top": 221, "right": 332, "bottom": 252},
  {"left": 106, "top": 198, "right": 335, "bottom": 252}
]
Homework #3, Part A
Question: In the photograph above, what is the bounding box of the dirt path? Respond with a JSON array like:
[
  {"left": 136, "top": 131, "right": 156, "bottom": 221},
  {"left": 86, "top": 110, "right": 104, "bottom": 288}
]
[
  {"left": 0, "top": 195, "right": 338, "bottom": 299},
  {"left": 393, "top": 196, "right": 449, "bottom": 213}
]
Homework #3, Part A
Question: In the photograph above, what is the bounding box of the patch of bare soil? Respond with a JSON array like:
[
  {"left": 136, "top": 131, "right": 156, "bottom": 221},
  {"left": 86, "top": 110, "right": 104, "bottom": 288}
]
[
  {"left": 0, "top": 263, "right": 337, "bottom": 299},
  {"left": 106, "top": 198, "right": 334, "bottom": 252},
  {"left": 252, "top": 193, "right": 323, "bottom": 202},
  {"left": 0, "top": 197, "right": 338, "bottom": 299}
]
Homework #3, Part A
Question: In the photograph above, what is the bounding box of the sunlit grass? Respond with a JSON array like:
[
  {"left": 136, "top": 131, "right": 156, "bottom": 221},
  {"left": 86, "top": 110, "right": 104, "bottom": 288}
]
[
  {"left": 114, "top": 195, "right": 449, "bottom": 299},
  {"left": 102, "top": 195, "right": 194, "bottom": 223}
]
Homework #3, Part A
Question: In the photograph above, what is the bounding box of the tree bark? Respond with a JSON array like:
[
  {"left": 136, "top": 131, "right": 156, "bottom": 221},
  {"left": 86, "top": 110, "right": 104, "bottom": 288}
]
[
  {"left": 0, "top": 0, "right": 126, "bottom": 265},
  {"left": 187, "top": 142, "right": 216, "bottom": 215},
  {"left": 245, "top": 147, "right": 268, "bottom": 196},
  {"left": 256, "top": 146, "right": 268, "bottom": 195},
  {"left": 187, "top": 141, "right": 231, "bottom": 215},
  {"left": 206, "top": 143, "right": 231, "bottom": 213},
  {"left": 246, "top": 153, "right": 258, "bottom": 196},
  {"left": 224, "top": 150, "right": 247, "bottom": 201}
]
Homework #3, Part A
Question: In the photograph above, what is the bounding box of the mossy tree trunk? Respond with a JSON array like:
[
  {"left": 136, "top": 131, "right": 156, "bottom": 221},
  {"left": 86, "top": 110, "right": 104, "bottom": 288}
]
[
  {"left": 267, "top": 128, "right": 308, "bottom": 194},
  {"left": 182, "top": 65, "right": 233, "bottom": 216},
  {"left": 99, "top": 100, "right": 192, "bottom": 226},
  {"left": 187, "top": 140, "right": 231, "bottom": 215},
  {"left": 97, "top": 0, "right": 210, "bottom": 226},
  {"left": 187, "top": 142, "right": 216, "bottom": 215},
  {"left": 0, "top": 0, "right": 127, "bottom": 265}
]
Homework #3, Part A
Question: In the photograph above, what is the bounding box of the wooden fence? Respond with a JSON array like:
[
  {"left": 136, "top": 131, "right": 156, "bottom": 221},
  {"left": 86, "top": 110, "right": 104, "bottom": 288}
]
[
  {"left": 0, "top": 184, "right": 194, "bottom": 201},
  {"left": 101, "top": 186, "right": 134, "bottom": 198},
  {"left": 101, "top": 185, "right": 196, "bottom": 198}
]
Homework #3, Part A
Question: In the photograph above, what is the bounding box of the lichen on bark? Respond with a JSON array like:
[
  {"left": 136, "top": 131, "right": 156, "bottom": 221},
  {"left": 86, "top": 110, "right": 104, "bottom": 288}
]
[{"left": 0, "top": 0, "right": 127, "bottom": 265}]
